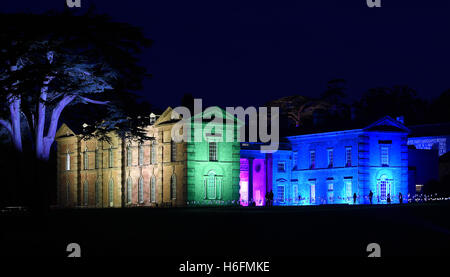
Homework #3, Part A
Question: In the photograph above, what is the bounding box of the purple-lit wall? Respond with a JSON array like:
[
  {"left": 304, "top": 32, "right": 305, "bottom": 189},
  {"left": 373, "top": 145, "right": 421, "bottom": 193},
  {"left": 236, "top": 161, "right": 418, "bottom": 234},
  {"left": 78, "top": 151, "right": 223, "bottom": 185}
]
[
  {"left": 239, "top": 158, "right": 267, "bottom": 206},
  {"left": 239, "top": 158, "right": 249, "bottom": 206}
]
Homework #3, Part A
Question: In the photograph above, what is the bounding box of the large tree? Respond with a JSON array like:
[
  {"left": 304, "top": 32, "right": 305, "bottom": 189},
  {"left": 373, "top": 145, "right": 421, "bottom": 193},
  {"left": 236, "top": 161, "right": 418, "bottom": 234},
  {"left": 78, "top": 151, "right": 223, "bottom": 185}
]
[{"left": 0, "top": 11, "right": 152, "bottom": 160}]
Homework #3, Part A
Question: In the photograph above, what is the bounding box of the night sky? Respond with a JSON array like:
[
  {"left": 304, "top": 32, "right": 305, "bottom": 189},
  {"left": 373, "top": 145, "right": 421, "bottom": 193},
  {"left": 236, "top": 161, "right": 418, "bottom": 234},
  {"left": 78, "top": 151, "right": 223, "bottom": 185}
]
[{"left": 3, "top": 0, "right": 450, "bottom": 109}]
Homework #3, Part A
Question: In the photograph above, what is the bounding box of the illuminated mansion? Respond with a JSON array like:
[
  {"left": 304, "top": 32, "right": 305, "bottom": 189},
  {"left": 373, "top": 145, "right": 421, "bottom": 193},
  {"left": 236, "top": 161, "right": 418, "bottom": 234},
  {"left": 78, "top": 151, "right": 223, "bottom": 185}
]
[{"left": 56, "top": 111, "right": 410, "bottom": 208}]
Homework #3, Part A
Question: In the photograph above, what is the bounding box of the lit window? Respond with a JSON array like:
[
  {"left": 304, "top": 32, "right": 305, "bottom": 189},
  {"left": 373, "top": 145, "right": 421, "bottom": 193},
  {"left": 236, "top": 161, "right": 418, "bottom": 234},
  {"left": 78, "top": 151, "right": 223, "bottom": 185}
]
[
  {"left": 151, "top": 141, "right": 157, "bottom": 164},
  {"left": 171, "top": 174, "right": 177, "bottom": 200},
  {"left": 328, "top": 183, "right": 334, "bottom": 191},
  {"left": 138, "top": 144, "right": 144, "bottom": 166},
  {"left": 345, "top": 179, "right": 352, "bottom": 202},
  {"left": 209, "top": 142, "right": 217, "bottom": 161},
  {"left": 381, "top": 146, "right": 389, "bottom": 166},
  {"left": 65, "top": 151, "right": 70, "bottom": 171},
  {"left": 277, "top": 162, "right": 285, "bottom": 172},
  {"left": 345, "top": 147, "right": 352, "bottom": 167},
  {"left": 377, "top": 175, "right": 391, "bottom": 201},
  {"left": 171, "top": 141, "right": 177, "bottom": 162},
  {"left": 126, "top": 145, "right": 132, "bottom": 167},
  {"left": 310, "top": 150, "right": 316, "bottom": 169},
  {"left": 327, "top": 149, "right": 334, "bottom": 168},
  {"left": 127, "top": 177, "right": 132, "bottom": 204},
  {"left": 310, "top": 180, "right": 316, "bottom": 204},
  {"left": 138, "top": 177, "right": 144, "bottom": 203},
  {"left": 150, "top": 176, "right": 156, "bottom": 203},
  {"left": 95, "top": 178, "right": 101, "bottom": 206},
  {"left": 205, "top": 171, "right": 217, "bottom": 200},
  {"left": 415, "top": 184, "right": 423, "bottom": 193},
  {"left": 292, "top": 151, "right": 298, "bottom": 169},
  {"left": 277, "top": 185, "right": 285, "bottom": 203}
]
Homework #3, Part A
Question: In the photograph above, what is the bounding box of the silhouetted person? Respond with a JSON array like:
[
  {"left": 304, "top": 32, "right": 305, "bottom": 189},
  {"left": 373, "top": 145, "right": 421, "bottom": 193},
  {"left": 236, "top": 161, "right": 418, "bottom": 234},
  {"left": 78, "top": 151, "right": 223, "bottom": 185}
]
[
  {"left": 387, "top": 193, "right": 391, "bottom": 204},
  {"left": 265, "top": 192, "right": 269, "bottom": 207},
  {"left": 353, "top": 193, "right": 357, "bottom": 204},
  {"left": 399, "top": 192, "right": 403, "bottom": 204},
  {"left": 269, "top": 190, "right": 274, "bottom": 207},
  {"left": 369, "top": 190, "right": 373, "bottom": 204}
]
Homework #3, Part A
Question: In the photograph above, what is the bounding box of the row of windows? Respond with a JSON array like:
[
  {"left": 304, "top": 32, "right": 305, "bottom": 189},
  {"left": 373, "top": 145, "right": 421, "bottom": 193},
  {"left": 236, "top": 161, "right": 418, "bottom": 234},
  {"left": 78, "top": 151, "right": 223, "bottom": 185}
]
[
  {"left": 72, "top": 174, "right": 177, "bottom": 206},
  {"left": 280, "top": 145, "right": 390, "bottom": 172}
]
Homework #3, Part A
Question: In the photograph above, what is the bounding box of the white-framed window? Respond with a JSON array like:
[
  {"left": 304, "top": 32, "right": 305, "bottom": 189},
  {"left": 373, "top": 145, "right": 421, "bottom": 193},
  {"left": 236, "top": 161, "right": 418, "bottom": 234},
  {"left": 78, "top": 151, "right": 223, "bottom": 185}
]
[
  {"left": 171, "top": 174, "right": 177, "bottom": 200},
  {"left": 138, "top": 144, "right": 144, "bottom": 166},
  {"left": 83, "top": 180, "right": 89, "bottom": 206},
  {"left": 345, "top": 147, "right": 352, "bottom": 167},
  {"left": 328, "top": 182, "right": 334, "bottom": 191},
  {"left": 150, "top": 176, "right": 156, "bottom": 203},
  {"left": 293, "top": 185, "right": 299, "bottom": 203},
  {"left": 151, "top": 141, "right": 157, "bottom": 164},
  {"left": 126, "top": 145, "right": 132, "bottom": 167},
  {"left": 127, "top": 177, "right": 132, "bottom": 204},
  {"left": 171, "top": 141, "right": 177, "bottom": 162},
  {"left": 84, "top": 147, "right": 89, "bottom": 170},
  {"left": 377, "top": 175, "right": 392, "bottom": 200},
  {"left": 65, "top": 151, "right": 70, "bottom": 171},
  {"left": 344, "top": 178, "right": 352, "bottom": 202},
  {"left": 310, "top": 150, "right": 316, "bottom": 169},
  {"left": 138, "top": 176, "right": 144, "bottom": 203},
  {"left": 277, "top": 162, "right": 285, "bottom": 172},
  {"left": 209, "top": 142, "right": 217, "bottom": 161},
  {"left": 277, "top": 185, "right": 285, "bottom": 203},
  {"left": 108, "top": 178, "right": 114, "bottom": 207},
  {"left": 381, "top": 145, "right": 389, "bottom": 166},
  {"left": 292, "top": 151, "right": 298, "bottom": 169},
  {"left": 327, "top": 148, "right": 334, "bottom": 168}
]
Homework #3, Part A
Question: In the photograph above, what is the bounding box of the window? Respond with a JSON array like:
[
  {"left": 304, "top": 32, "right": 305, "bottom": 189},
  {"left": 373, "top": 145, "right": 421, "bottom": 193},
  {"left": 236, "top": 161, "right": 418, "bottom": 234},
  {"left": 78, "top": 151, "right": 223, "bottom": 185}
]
[
  {"left": 205, "top": 171, "right": 217, "bottom": 200},
  {"left": 209, "top": 142, "right": 217, "bottom": 161},
  {"left": 345, "top": 179, "right": 352, "bottom": 202},
  {"left": 310, "top": 180, "right": 316, "bottom": 204},
  {"left": 381, "top": 145, "right": 389, "bottom": 166},
  {"left": 108, "top": 178, "right": 114, "bottom": 207},
  {"left": 66, "top": 179, "right": 70, "bottom": 203},
  {"left": 108, "top": 147, "right": 113, "bottom": 168},
  {"left": 310, "top": 150, "right": 316, "bottom": 169},
  {"left": 95, "top": 178, "right": 101, "bottom": 206},
  {"left": 151, "top": 141, "right": 157, "bottom": 164},
  {"left": 292, "top": 151, "right": 298, "bottom": 169},
  {"left": 127, "top": 177, "right": 132, "bottom": 204},
  {"left": 415, "top": 184, "right": 423, "bottom": 193},
  {"left": 277, "top": 185, "right": 285, "bottom": 203},
  {"left": 327, "top": 149, "right": 334, "bottom": 168},
  {"left": 345, "top": 147, "right": 352, "bottom": 167},
  {"left": 138, "top": 144, "right": 144, "bottom": 166},
  {"left": 293, "top": 185, "right": 299, "bottom": 203},
  {"left": 126, "top": 145, "right": 132, "bottom": 167},
  {"left": 65, "top": 151, "right": 70, "bottom": 171},
  {"left": 171, "top": 174, "right": 177, "bottom": 200},
  {"left": 277, "top": 162, "right": 285, "bottom": 172},
  {"left": 328, "top": 183, "right": 334, "bottom": 191},
  {"left": 150, "top": 176, "right": 156, "bottom": 203},
  {"left": 83, "top": 180, "right": 89, "bottom": 206},
  {"left": 95, "top": 148, "right": 100, "bottom": 169},
  {"left": 171, "top": 141, "right": 177, "bottom": 162},
  {"left": 138, "top": 176, "right": 144, "bottom": 203},
  {"left": 84, "top": 148, "right": 89, "bottom": 170},
  {"left": 377, "top": 175, "right": 392, "bottom": 201}
]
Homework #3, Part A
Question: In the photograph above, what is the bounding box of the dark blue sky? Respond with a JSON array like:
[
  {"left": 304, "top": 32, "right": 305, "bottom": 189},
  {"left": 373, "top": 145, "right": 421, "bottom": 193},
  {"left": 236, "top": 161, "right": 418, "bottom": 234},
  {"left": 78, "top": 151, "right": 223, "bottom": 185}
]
[{"left": 3, "top": 0, "right": 450, "bottom": 109}]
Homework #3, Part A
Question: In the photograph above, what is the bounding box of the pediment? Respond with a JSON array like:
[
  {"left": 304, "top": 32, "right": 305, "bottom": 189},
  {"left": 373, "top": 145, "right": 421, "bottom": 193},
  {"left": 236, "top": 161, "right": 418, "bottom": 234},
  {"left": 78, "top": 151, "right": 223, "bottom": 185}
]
[{"left": 364, "top": 116, "right": 410, "bottom": 133}]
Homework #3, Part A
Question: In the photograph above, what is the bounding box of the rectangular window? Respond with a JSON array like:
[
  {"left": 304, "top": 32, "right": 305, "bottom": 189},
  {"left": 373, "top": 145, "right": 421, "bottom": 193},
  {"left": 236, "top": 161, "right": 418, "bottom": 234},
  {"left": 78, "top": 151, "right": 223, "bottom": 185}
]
[
  {"left": 327, "top": 149, "right": 333, "bottom": 168},
  {"left": 310, "top": 150, "right": 316, "bottom": 169},
  {"left": 65, "top": 152, "right": 70, "bottom": 171},
  {"left": 381, "top": 145, "right": 389, "bottom": 166},
  {"left": 345, "top": 179, "right": 352, "bottom": 201},
  {"left": 138, "top": 145, "right": 144, "bottom": 166},
  {"left": 310, "top": 181, "right": 316, "bottom": 204},
  {"left": 151, "top": 142, "right": 156, "bottom": 164},
  {"left": 277, "top": 162, "right": 285, "bottom": 172},
  {"left": 328, "top": 183, "right": 334, "bottom": 191},
  {"left": 209, "top": 142, "right": 217, "bottom": 161},
  {"left": 84, "top": 151, "right": 89, "bottom": 170},
  {"left": 345, "top": 147, "right": 352, "bottom": 167},
  {"left": 127, "top": 146, "right": 132, "bottom": 167},
  {"left": 109, "top": 148, "right": 113, "bottom": 168},
  {"left": 95, "top": 149, "right": 99, "bottom": 169},
  {"left": 292, "top": 151, "right": 298, "bottom": 169},
  {"left": 277, "top": 185, "right": 285, "bottom": 203},
  {"left": 293, "top": 185, "right": 299, "bottom": 203}
]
